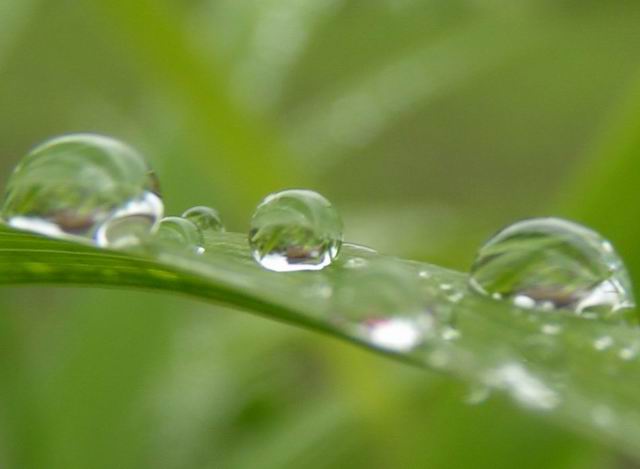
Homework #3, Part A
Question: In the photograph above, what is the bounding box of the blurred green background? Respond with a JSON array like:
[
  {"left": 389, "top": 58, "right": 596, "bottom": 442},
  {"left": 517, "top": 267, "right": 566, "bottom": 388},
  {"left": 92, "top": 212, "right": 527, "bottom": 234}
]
[{"left": 1, "top": 0, "right": 640, "bottom": 467}]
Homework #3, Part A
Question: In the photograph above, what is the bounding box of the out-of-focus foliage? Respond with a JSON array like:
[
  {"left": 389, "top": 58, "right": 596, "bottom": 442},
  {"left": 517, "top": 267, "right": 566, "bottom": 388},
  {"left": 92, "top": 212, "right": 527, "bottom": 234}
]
[{"left": 1, "top": 0, "right": 640, "bottom": 468}]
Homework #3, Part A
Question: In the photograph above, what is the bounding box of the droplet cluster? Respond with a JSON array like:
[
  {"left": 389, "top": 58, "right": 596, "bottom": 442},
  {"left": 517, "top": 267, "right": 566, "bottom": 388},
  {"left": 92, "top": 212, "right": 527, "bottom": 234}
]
[{"left": 1, "top": 135, "right": 636, "bottom": 360}]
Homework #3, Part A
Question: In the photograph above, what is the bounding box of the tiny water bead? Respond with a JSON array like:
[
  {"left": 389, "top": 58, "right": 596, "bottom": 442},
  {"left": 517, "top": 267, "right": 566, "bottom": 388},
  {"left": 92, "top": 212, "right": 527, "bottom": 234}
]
[
  {"left": 484, "top": 362, "right": 559, "bottom": 411},
  {"left": 153, "top": 217, "right": 204, "bottom": 254},
  {"left": 249, "top": 189, "right": 343, "bottom": 272},
  {"left": 332, "top": 260, "right": 433, "bottom": 353},
  {"left": 1, "top": 134, "right": 163, "bottom": 248},
  {"left": 182, "top": 206, "right": 225, "bottom": 234},
  {"left": 469, "top": 218, "right": 635, "bottom": 318}
]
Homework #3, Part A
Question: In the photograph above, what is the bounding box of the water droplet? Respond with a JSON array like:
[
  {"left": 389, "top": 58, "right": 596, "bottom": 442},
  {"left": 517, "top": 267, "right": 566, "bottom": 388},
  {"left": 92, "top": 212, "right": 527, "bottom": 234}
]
[
  {"left": 249, "top": 189, "right": 343, "bottom": 272},
  {"left": 344, "top": 257, "right": 367, "bottom": 269},
  {"left": 594, "top": 335, "right": 614, "bottom": 351},
  {"left": 366, "top": 317, "right": 426, "bottom": 352},
  {"left": 513, "top": 295, "right": 536, "bottom": 309},
  {"left": 182, "top": 206, "right": 225, "bottom": 235},
  {"left": 484, "top": 362, "right": 559, "bottom": 411},
  {"left": 332, "top": 260, "right": 433, "bottom": 353},
  {"left": 441, "top": 326, "right": 460, "bottom": 341},
  {"left": 619, "top": 346, "right": 637, "bottom": 361},
  {"left": 447, "top": 292, "right": 464, "bottom": 303},
  {"left": 540, "top": 323, "right": 562, "bottom": 335},
  {"left": 95, "top": 191, "right": 164, "bottom": 249},
  {"left": 591, "top": 405, "right": 615, "bottom": 428},
  {"left": 469, "top": 218, "right": 635, "bottom": 319},
  {"left": 1, "top": 134, "right": 163, "bottom": 247},
  {"left": 154, "top": 217, "right": 203, "bottom": 254},
  {"left": 464, "top": 385, "right": 491, "bottom": 405}
]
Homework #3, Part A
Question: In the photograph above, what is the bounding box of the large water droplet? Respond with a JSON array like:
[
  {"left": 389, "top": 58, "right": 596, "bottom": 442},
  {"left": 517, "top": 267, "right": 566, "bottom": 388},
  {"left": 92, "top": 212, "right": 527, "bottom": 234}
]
[
  {"left": 1, "top": 134, "right": 163, "bottom": 247},
  {"left": 153, "top": 217, "right": 204, "bottom": 253},
  {"left": 249, "top": 189, "right": 343, "bottom": 272},
  {"left": 182, "top": 206, "right": 225, "bottom": 234},
  {"left": 332, "top": 260, "right": 433, "bottom": 353},
  {"left": 469, "top": 218, "right": 635, "bottom": 318}
]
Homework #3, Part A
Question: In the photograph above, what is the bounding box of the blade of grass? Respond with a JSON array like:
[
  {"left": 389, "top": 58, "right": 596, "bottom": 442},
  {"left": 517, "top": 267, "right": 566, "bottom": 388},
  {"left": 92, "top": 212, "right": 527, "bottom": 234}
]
[{"left": 1, "top": 225, "right": 640, "bottom": 460}]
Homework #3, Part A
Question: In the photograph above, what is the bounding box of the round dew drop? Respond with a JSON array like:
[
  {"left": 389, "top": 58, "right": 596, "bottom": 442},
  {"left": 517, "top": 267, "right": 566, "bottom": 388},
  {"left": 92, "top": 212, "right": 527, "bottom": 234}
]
[
  {"left": 154, "top": 217, "right": 204, "bottom": 254},
  {"left": 1, "top": 134, "right": 163, "bottom": 248},
  {"left": 249, "top": 189, "right": 343, "bottom": 272},
  {"left": 469, "top": 217, "right": 635, "bottom": 318},
  {"left": 182, "top": 206, "right": 225, "bottom": 234}
]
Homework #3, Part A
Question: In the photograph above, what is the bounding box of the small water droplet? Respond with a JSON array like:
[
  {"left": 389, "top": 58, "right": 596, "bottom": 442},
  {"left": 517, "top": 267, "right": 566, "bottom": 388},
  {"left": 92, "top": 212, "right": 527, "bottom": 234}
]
[
  {"left": 541, "top": 323, "right": 562, "bottom": 335},
  {"left": 439, "top": 283, "right": 453, "bottom": 291},
  {"left": 249, "top": 189, "right": 343, "bottom": 272},
  {"left": 619, "top": 346, "right": 637, "bottom": 361},
  {"left": 441, "top": 326, "right": 460, "bottom": 341},
  {"left": 154, "top": 217, "right": 203, "bottom": 254},
  {"left": 365, "top": 317, "right": 426, "bottom": 352},
  {"left": 591, "top": 405, "right": 615, "bottom": 428},
  {"left": 344, "top": 257, "right": 367, "bottom": 269},
  {"left": 513, "top": 295, "right": 536, "bottom": 309},
  {"left": 96, "top": 191, "right": 164, "bottom": 249},
  {"left": 1, "top": 134, "right": 163, "bottom": 248},
  {"left": 484, "top": 362, "right": 559, "bottom": 411},
  {"left": 594, "top": 335, "right": 614, "bottom": 351},
  {"left": 447, "top": 292, "right": 464, "bottom": 303},
  {"left": 418, "top": 270, "right": 431, "bottom": 279},
  {"left": 182, "top": 205, "right": 225, "bottom": 235},
  {"left": 469, "top": 218, "right": 635, "bottom": 319},
  {"left": 464, "top": 385, "right": 491, "bottom": 405},
  {"left": 333, "top": 260, "right": 432, "bottom": 353}
]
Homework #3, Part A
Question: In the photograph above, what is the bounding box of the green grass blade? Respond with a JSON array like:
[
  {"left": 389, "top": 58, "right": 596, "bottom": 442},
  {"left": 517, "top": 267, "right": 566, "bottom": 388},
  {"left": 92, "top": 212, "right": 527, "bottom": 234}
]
[{"left": 1, "top": 225, "right": 640, "bottom": 459}]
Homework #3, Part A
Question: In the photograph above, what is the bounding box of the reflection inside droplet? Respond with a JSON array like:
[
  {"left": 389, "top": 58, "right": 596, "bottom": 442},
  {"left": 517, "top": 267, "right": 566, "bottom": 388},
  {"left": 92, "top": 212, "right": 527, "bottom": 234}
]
[
  {"left": 469, "top": 218, "right": 635, "bottom": 320},
  {"left": 249, "top": 189, "right": 343, "bottom": 272},
  {"left": 1, "top": 133, "right": 163, "bottom": 248},
  {"left": 362, "top": 316, "right": 430, "bottom": 352}
]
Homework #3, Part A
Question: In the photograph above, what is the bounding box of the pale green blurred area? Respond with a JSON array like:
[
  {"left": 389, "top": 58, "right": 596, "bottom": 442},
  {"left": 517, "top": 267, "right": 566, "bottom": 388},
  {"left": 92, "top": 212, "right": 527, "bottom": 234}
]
[{"left": 1, "top": 0, "right": 640, "bottom": 468}]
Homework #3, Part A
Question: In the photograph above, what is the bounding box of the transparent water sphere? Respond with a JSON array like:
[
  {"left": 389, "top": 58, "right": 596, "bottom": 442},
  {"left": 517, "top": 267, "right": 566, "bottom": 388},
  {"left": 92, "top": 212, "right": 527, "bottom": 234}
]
[
  {"left": 249, "top": 189, "right": 343, "bottom": 272},
  {"left": 469, "top": 217, "right": 635, "bottom": 318},
  {"left": 1, "top": 134, "right": 163, "bottom": 248},
  {"left": 332, "top": 260, "right": 433, "bottom": 353},
  {"left": 153, "top": 217, "right": 204, "bottom": 253},
  {"left": 182, "top": 206, "right": 224, "bottom": 234}
]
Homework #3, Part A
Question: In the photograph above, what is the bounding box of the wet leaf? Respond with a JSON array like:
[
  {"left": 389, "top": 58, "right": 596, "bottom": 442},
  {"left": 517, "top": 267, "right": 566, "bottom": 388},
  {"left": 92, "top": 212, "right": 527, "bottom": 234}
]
[{"left": 1, "top": 225, "right": 639, "bottom": 459}]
